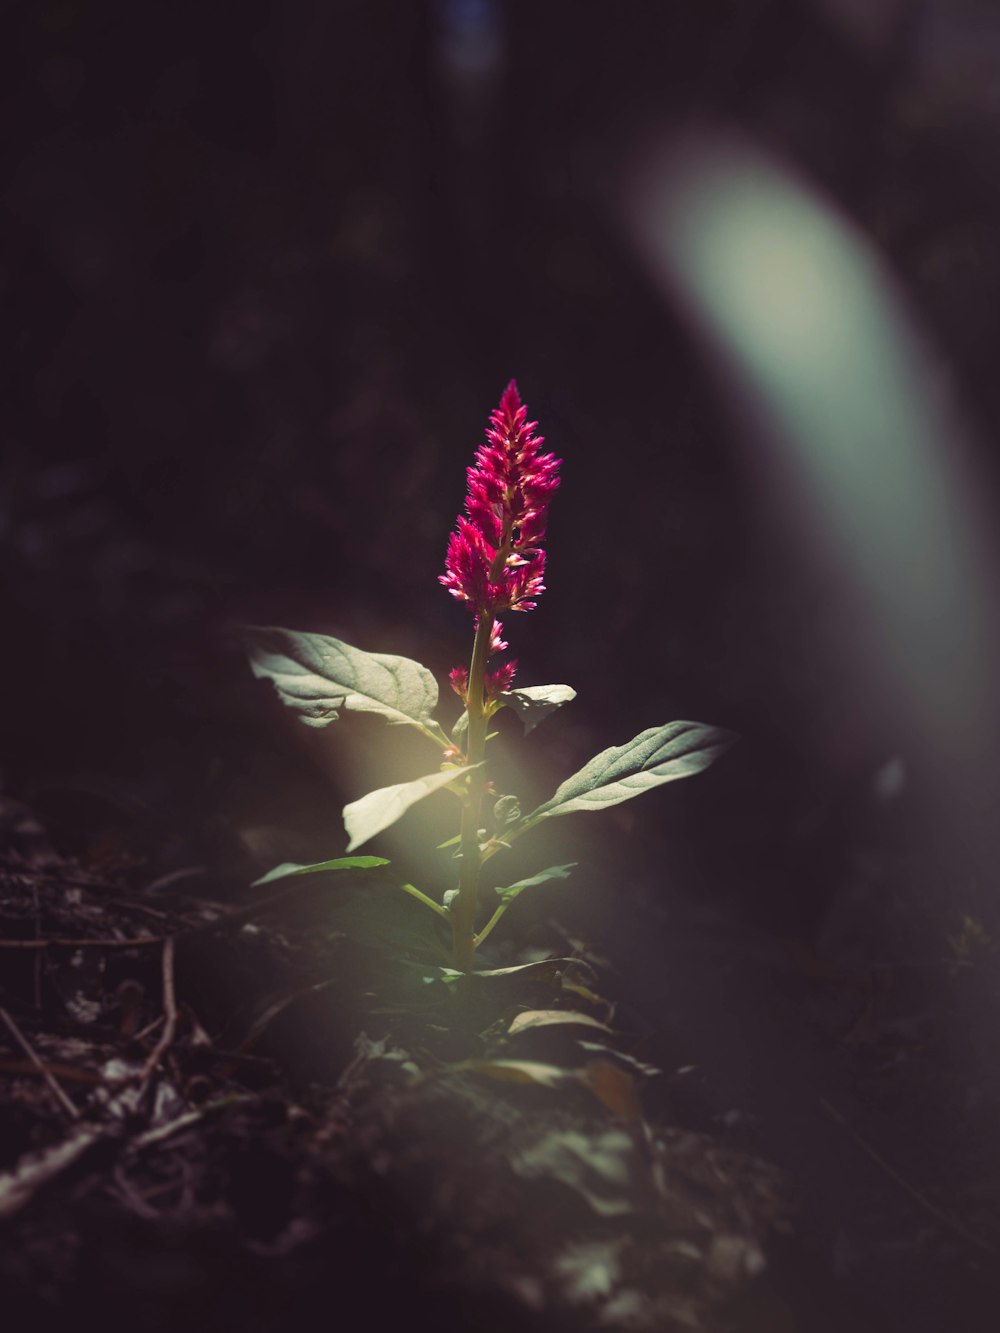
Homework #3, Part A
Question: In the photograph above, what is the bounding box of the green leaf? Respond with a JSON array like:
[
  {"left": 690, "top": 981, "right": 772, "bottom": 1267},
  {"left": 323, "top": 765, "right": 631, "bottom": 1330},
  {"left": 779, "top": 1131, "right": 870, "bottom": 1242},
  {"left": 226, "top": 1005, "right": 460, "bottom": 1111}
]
[
  {"left": 492, "top": 794, "right": 521, "bottom": 826},
  {"left": 253, "top": 855, "right": 447, "bottom": 924},
  {"left": 522, "top": 722, "right": 735, "bottom": 827},
  {"left": 244, "top": 626, "right": 448, "bottom": 743},
  {"left": 502, "top": 684, "right": 576, "bottom": 734},
  {"left": 458, "top": 956, "right": 593, "bottom": 981},
  {"left": 475, "top": 863, "right": 577, "bottom": 948},
  {"left": 495, "top": 863, "right": 577, "bottom": 904},
  {"left": 344, "top": 765, "right": 480, "bottom": 852},
  {"left": 252, "top": 855, "right": 389, "bottom": 887},
  {"left": 326, "top": 882, "right": 447, "bottom": 958},
  {"left": 576, "top": 1041, "right": 661, "bottom": 1079},
  {"left": 507, "top": 1009, "right": 612, "bottom": 1036}
]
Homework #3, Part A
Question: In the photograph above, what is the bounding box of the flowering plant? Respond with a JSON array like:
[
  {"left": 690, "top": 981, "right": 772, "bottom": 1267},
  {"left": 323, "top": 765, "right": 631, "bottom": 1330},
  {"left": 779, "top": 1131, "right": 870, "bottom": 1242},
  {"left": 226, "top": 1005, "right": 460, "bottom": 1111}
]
[{"left": 244, "top": 382, "right": 733, "bottom": 974}]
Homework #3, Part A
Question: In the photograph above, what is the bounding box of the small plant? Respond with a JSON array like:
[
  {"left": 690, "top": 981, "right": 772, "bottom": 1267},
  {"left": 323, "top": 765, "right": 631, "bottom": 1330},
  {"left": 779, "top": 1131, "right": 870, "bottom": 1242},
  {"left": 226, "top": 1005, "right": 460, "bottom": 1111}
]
[{"left": 245, "top": 382, "right": 734, "bottom": 973}]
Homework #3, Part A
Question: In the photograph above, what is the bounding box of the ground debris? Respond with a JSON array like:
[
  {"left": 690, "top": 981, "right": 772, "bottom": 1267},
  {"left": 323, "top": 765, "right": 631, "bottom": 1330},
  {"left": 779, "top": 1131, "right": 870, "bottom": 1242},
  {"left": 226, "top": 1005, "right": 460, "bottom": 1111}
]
[
  {"left": 0, "top": 826, "right": 807, "bottom": 1333},
  {"left": 329, "top": 1032, "right": 796, "bottom": 1331},
  {"left": 6, "top": 803, "right": 993, "bottom": 1333}
]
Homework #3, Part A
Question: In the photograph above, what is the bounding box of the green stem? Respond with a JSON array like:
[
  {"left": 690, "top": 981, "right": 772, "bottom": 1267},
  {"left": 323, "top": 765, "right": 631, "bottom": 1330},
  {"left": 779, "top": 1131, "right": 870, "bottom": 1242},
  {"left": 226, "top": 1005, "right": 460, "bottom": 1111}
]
[
  {"left": 478, "top": 812, "right": 538, "bottom": 868},
  {"left": 396, "top": 880, "right": 452, "bottom": 923},
  {"left": 471, "top": 899, "right": 508, "bottom": 951},
  {"left": 417, "top": 719, "right": 455, "bottom": 751},
  {"left": 451, "top": 614, "right": 494, "bottom": 970}
]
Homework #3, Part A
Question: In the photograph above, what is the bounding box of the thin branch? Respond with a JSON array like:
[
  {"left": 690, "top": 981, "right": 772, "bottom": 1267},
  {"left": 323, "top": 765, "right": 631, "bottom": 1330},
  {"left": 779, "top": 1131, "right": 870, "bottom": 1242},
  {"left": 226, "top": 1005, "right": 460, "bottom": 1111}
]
[
  {"left": 397, "top": 880, "right": 451, "bottom": 922},
  {"left": 131, "top": 1014, "right": 165, "bottom": 1044},
  {"left": 128, "top": 1096, "right": 249, "bottom": 1153},
  {"left": 0, "top": 874, "right": 354, "bottom": 953},
  {"left": 0, "top": 1006, "right": 80, "bottom": 1119},
  {"left": 0, "top": 1123, "right": 107, "bottom": 1223},
  {"left": 0, "top": 934, "right": 163, "bottom": 951},
  {"left": 31, "top": 883, "right": 42, "bottom": 1008},
  {"left": 819, "top": 1097, "right": 996, "bottom": 1255},
  {"left": 139, "top": 937, "right": 178, "bottom": 1085},
  {"left": 0, "top": 1059, "right": 104, "bottom": 1085},
  {"left": 471, "top": 900, "right": 508, "bottom": 951}
]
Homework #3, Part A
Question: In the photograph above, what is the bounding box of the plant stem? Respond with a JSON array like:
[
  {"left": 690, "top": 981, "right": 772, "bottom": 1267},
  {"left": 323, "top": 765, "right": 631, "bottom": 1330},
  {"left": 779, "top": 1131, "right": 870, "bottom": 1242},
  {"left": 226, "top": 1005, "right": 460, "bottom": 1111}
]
[
  {"left": 470, "top": 899, "right": 507, "bottom": 952},
  {"left": 396, "top": 880, "right": 452, "bottom": 923},
  {"left": 451, "top": 614, "right": 493, "bottom": 970}
]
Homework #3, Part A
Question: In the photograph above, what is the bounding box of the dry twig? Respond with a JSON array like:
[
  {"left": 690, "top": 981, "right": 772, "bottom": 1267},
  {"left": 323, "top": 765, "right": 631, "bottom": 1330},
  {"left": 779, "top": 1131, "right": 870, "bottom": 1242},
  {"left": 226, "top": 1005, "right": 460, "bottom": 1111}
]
[
  {"left": 0, "top": 875, "right": 338, "bottom": 953},
  {"left": 0, "top": 1123, "right": 108, "bottom": 1223},
  {"left": 819, "top": 1097, "right": 996, "bottom": 1256},
  {"left": 139, "top": 936, "right": 178, "bottom": 1085},
  {"left": 0, "top": 1058, "right": 103, "bottom": 1085},
  {"left": 0, "top": 933, "right": 163, "bottom": 951},
  {"left": 0, "top": 1006, "right": 80, "bottom": 1119}
]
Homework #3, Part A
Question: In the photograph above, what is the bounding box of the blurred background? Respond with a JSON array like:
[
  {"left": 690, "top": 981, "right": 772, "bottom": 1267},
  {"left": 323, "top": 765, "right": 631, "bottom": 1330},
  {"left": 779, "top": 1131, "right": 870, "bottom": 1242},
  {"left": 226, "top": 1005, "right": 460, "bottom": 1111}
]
[
  {"left": 4, "top": 0, "right": 1000, "bottom": 943},
  {"left": 6, "top": 5, "right": 1000, "bottom": 1326}
]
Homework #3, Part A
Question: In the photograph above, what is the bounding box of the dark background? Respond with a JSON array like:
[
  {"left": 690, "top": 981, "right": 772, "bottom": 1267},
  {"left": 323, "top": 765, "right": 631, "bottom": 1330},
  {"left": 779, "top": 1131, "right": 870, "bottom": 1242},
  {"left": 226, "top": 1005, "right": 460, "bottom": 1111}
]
[
  {"left": 5, "top": 0, "right": 1000, "bottom": 928},
  {"left": 5, "top": 3, "right": 1000, "bottom": 1328}
]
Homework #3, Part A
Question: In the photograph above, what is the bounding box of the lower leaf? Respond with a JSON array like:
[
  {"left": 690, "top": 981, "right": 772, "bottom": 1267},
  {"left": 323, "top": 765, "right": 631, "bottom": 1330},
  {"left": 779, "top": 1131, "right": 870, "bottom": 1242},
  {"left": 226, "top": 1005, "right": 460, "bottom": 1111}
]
[
  {"left": 344, "top": 765, "right": 481, "bottom": 851},
  {"left": 252, "top": 856, "right": 389, "bottom": 887}
]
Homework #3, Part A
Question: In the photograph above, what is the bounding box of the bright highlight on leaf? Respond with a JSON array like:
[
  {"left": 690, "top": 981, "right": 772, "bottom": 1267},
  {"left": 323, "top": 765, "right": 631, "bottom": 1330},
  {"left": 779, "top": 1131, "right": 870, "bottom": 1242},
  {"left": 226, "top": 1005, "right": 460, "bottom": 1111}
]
[
  {"left": 522, "top": 722, "right": 736, "bottom": 828},
  {"left": 502, "top": 684, "right": 577, "bottom": 733},
  {"left": 244, "top": 626, "right": 448, "bottom": 746},
  {"left": 343, "top": 765, "right": 482, "bottom": 852},
  {"left": 507, "top": 1009, "right": 612, "bottom": 1036}
]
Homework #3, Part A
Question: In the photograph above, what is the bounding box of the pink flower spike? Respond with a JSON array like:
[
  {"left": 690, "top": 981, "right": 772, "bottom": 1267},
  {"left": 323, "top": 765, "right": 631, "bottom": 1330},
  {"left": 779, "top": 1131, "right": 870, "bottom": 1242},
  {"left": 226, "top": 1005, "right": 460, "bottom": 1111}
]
[
  {"left": 485, "top": 659, "right": 518, "bottom": 700},
  {"left": 440, "top": 381, "right": 561, "bottom": 620},
  {"left": 449, "top": 666, "right": 469, "bottom": 701}
]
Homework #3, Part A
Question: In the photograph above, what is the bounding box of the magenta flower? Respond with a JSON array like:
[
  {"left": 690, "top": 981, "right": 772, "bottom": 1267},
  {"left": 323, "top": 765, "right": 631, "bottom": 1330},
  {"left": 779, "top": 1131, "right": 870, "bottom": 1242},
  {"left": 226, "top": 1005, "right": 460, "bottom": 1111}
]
[
  {"left": 485, "top": 659, "right": 518, "bottom": 699},
  {"left": 485, "top": 619, "right": 507, "bottom": 654},
  {"left": 450, "top": 652, "right": 517, "bottom": 706},
  {"left": 440, "top": 381, "right": 561, "bottom": 618}
]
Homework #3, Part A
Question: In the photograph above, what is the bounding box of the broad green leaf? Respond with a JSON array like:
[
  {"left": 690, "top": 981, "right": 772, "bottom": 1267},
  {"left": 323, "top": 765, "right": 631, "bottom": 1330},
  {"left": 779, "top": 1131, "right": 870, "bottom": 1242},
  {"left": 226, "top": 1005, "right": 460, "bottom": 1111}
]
[
  {"left": 244, "top": 626, "right": 448, "bottom": 743},
  {"left": 508, "top": 1009, "right": 612, "bottom": 1036},
  {"left": 475, "top": 863, "right": 578, "bottom": 948},
  {"left": 433, "top": 956, "right": 581, "bottom": 983},
  {"left": 468, "top": 958, "right": 574, "bottom": 979},
  {"left": 494, "top": 862, "right": 577, "bottom": 905},
  {"left": 463, "top": 956, "right": 598, "bottom": 983},
  {"left": 251, "top": 855, "right": 389, "bottom": 887},
  {"left": 502, "top": 684, "right": 576, "bottom": 733},
  {"left": 343, "top": 765, "right": 480, "bottom": 851},
  {"left": 522, "top": 722, "right": 735, "bottom": 827}
]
